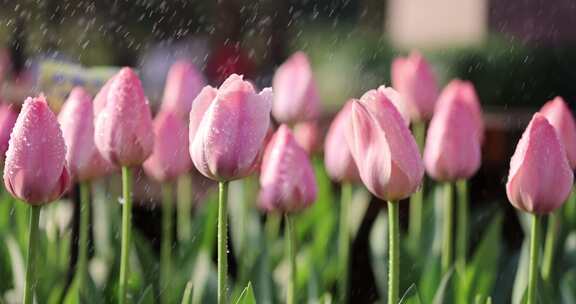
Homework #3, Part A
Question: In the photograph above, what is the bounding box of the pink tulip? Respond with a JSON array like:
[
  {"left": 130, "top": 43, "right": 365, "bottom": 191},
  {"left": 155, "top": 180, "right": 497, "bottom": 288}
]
[
  {"left": 94, "top": 67, "right": 154, "bottom": 166},
  {"left": 0, "top": 103, "right": 18, "bottom": 159},
  {"left": 189, "top": 74, "right": 272, "bottom": 181},
  {"left": 506, "top": 114, "right": 573, "bottom": 214},
  {"left": 436, "top": 79, "right": 484, "bottom": 142},
  {"left": 423, "top": 83, "right": 484, "bottom": 181},
  {"left": 259, "top": 125, "right": 317, "bottom": 212},
  {"left": 346, "top": 88, "right": 424, "bottom": 201},
  {"left": 161, "top": 60, "right": 205, "bottom": 117},
  {"left": 144, "top": 110, "right": 192, "bottom": 182},
  {"left": 59, "top": 87, "right": 115, "bottom": 181},
  {"left": 272, "top": 51, "right": 320, "bottom": 124},
  {"left": 391, "top": 51, "right": 439, "bottom": 121},
  {"left": 294, "top": 121, "right": 321, "bottom": 155},
  {"left": 4, "top": 95, "right": 70, "bottom": 204},
  {"left": 539, "top": 96, "right": 576, "bottom": 169},
  {"left": 324, "top": 101, "right": 359, "bottom": 182}
]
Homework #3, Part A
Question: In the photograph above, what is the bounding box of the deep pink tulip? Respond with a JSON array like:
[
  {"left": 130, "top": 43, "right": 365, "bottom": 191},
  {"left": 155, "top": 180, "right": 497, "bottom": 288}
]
[
  {"left": 436, "top": 79, "right": 484, "bottom": 142},
  {"left": 144, "top": 110, "right": 192, "bottom": 182},
  {"left": 346, "top": 88, "right": 424, "bottom": 201},
  {"left": 272, "top": 51, "right": 320, "bottom": 124},
  {"left": 423, "top": 83, "right": 484, "bottom": 181},
  {"left": 161, "top": 60, "right": 205, "bottom": 117},
  {"left": 189, "top": 74, "right": 272, "bottom": 181},
  {"left": 324, "top": 101, "right": 359, "bottom": 182},
  {"left": 59, "top": 87, "right": 115, "bottom": 181},
  {"left": 506, "top": 114, "right": 573, "bottom": 214},
  {"left": 94, "top": 67, "right": 154, "bottom": 166},
  {"left": 4, "top": 95, "right": 70, "bottom": 205},
  {"left": 0, "top": 103, "right": 18, "bottom": 159},
  {"left": 294, "top": 121, "right": 321, "bottom": 155},
  {"left": 540, "top": 96, "right": 576, "bottom": 169},
  {"left": 391, "top": 51, "right": 439, "bottom": 121},
  {"left": 259, "top": 125, "right": 317, "bottom": 212}
]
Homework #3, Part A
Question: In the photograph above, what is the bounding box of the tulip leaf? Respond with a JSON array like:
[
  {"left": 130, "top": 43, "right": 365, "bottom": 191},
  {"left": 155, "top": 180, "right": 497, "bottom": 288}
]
[
  {"left": 181, "top": 281, "right": 194, "bottom": 304},
  {"left": 399, "top": 283, "right": 423, "bottom": 304},
  {"left": 137, "top": 285, "right": 155, "bottom": 304},
  {"left": 432, "top": 268, "right": 453, "bottom": 304},
  {"left": 234, "top": 282, "right": 256, "bottom": 304},
  {"left": 456, "top": 213, "right": 503, "bottom": 303},
  {"left": 369, "top": 209, "right": 388, "bottom": 300},
  {"left": 560, "top": 271, "right": 576, "bottom": 304},
  {"left": 512, "top": 239, "right": 530, "bottom": 304}
]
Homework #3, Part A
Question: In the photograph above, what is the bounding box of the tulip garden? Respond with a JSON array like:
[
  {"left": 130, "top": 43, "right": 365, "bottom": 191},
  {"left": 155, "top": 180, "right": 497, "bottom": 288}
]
[{"left": 0, "top": 48, "right": 576, "bottom": 304}]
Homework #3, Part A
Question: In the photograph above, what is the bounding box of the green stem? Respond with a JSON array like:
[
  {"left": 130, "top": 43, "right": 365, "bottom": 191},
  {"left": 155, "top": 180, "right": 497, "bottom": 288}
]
[
  {"left": 456, "top": 180, "right": 468, "bottom": 272},
  {"left": 78, "top": 182, "right": 91, "bottom": 296},
  {"left": 338, "top": 183, "right": 353, "bottom": 303},
  {"left": 442, "top": 182, "right": 454, "bottom": 274},
  {"left": 161, "top": 182, "right": 174, "bottom": 304},
  {"left": 542, "top": 212, "right": 558, "bottom": 283},
  {"left": 177, "top": 174, "right": 192, "bottom": 243},
  {"left": 409, "top": 121, "right": 426, "bottom": 248},
  {"left": 388, "top": 201, "right": 400, "bottom": 304},
  {"left": 119, "top": 167, "right": 132, "bottom": 304},
  {"left": 218, "top": 182, "right": 229, "bottom": 304},
  {"left": 285, "top": 213, "right": 296, "bottom": 304},
  {"left": 23, "top": 205, "right": 41, "bottom": 304},
  {"left": 527, "top": 214, "right": 541, "bottom": 304},
  {"left": 265, "top": 213, "right": 281, "bottom": 244}
]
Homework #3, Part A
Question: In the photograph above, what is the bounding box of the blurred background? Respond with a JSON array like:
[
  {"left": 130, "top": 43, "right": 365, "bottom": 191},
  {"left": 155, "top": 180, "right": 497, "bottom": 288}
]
[{"left": 1, "top": 0, "right": 576, "bottom": 302}]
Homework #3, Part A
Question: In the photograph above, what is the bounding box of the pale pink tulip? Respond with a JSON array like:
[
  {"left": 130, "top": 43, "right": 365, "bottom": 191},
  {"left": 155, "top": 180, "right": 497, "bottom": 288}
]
[
  {"left": 346, "top": 88, "right": 424, "bottom": 201},
  {"left": 190, "top": 74, "right": 272, "bottom": 181},
  {"left": 391, "top": 51, "right": 439, "bottom": 121},
  {"left": 0, "top": 103, "right": 18, "bottom": 158},
  {"left": 436, "top": 79, "right": 484, "bottom": 142},
  {"left": 59, "top": 87, "right": 115, "bottom": 181},
  {"left": 424, "top": 83, "right": 484, "bottom": 181},
  {"left": 506, "top": 114, "right": 573, "bottom": 214},
  {"left": 161, "top": 60, "right": 205, "bottom": 117},
  {"left": 94, "top": 67, "right": 154, "bottom": 166},
  {"left": 294, "top": 121, "right": 321, "bottom": 155},
  {"left": 324, "top": 101, "right": 359, "bottom": 182},
  {"left": 4, "top": 95, "right": 70, "bottom": 204},
  {"left": 259, "top": 125, "right": 317, "bottom": 212},
  {"left": 144, "top": 110, "right": 192, "bottom": 182},
  {"left": 539, "top": 96, "right": 576, "bottom": 169},
  {"left": 272, "top": 51, "right": 320, "bottom": 123}
]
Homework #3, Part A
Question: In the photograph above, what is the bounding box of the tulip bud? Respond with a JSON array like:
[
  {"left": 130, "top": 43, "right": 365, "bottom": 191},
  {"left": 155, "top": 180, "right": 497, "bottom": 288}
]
[
  {"left": 59, "top": 87, "right": 115, "bottom": 181},
  {"left": 294, "top": 121, "right": 322, "bottom": 155},
  {"left": 539, "top": 96, "right": 576, "bottom": 169},
  {"left": 346, "top": 88, "right": 424, "bottom": 201},
  {"left": 161, "top": 60, "right": 205, "bottom": 118},
  {"left": 436, "top": 79, "right": 484, "bottom": 142},
  {"left": 272, "top": 51, "right": 320, "bottom": 124},
  {"left": 94, "top": 67, "right": 154, "bottom": 166},
  {"left": 324, "top": 101, "right": 359, "bottom": 182},
  {"left": 391, "top": 51, "right": 439, "bottom": 121},
  {"left": 4, "top": 95, "right": 70, "bottom": 204},
  {"left": 506, "top": 114, "right": 573, "bottom": 214},
  {"left": 0, "top": 103, "right": 18, "bottom": 159},
  {"left": 190, "top": 74, "right": 272, "bottom": 181},
  {"left": 259, "top": 125, "right": 317, "bottom": 212},
  {"left": 424, "top": 82, "right": 484, "bottom": 181},
  {"left": 144, "top": 110, "right": 192, "bottom": 182}
]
